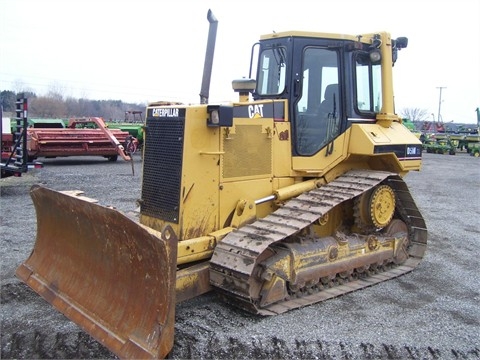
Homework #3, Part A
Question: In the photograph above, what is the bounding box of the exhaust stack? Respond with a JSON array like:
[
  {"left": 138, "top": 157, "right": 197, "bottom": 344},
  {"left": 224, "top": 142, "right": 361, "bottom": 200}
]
[{"left": 199, "top": 9, "right": 218, "bottom": 104}]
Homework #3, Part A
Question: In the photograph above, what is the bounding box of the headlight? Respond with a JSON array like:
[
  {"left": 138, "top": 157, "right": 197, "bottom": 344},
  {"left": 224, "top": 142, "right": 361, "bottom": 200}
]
[{"left": 207, "top": 105, "right": 233, "bottom": 127}]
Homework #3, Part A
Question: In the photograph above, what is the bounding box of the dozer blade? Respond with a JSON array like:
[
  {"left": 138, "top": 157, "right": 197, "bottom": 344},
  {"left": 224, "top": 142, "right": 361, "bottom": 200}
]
[{"left": 16, "top": 185, "right": 178, "bottom": 359}]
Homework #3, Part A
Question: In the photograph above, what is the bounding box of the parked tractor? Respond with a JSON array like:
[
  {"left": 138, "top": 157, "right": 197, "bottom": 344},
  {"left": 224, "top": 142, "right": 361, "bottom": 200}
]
[{"left": 17, "top": 10, "right": 426, "bottom": 359}]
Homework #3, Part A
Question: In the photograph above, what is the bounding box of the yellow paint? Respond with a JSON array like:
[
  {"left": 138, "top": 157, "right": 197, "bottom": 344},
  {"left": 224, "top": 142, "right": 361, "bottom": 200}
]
[
  {"left": 292, "top": 132, "right": 349, "bottom": 174},
  {"left": 177, "top": 236, "right": 216, "bottom": 265}
]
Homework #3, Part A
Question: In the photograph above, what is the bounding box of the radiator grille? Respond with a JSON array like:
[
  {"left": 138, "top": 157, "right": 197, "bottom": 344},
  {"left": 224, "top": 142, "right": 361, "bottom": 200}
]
[
  {"left": 223, "top": 125, "right": 272, "bottom": 178},
  {"left": 141, "top": 115, "right": 184, "bottom": 223}
]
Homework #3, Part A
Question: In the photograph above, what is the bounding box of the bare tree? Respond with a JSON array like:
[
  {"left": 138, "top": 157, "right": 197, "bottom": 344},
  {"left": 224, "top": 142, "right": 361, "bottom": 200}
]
[
  {"left": 12, "top": 79, "right": 35, "bottom": 95},
  {"left": 30, "top": 96, "right": 67, "bottom": 118},
  {"left": 1, "top": 87, "right": 145, "bottom": 120},
  {"left": 47, "top": 81, "right": 68, "bottom": 101},
  {"left": 399, "top": 108, "right": 429, "bottom": 123}
]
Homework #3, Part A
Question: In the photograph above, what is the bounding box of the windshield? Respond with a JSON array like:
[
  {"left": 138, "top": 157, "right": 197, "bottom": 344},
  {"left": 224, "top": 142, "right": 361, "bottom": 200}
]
[{"left": 256, "top": 46, "right": 287, "bottom": 95}]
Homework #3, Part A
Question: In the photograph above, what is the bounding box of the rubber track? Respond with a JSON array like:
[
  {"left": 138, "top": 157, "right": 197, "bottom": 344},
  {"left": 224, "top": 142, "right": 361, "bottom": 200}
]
[{"left": 210, "top": 169, "right": 427, "bottom": 315}]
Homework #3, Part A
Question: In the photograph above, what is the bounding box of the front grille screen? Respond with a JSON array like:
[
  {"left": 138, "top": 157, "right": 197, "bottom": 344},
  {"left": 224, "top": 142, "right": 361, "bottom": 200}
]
[
  {"left": 223, "top": 124, "right": 272, "bottom": 178},
  {"left": 141, "top": 113, "right": 185, "bottom": 223}
]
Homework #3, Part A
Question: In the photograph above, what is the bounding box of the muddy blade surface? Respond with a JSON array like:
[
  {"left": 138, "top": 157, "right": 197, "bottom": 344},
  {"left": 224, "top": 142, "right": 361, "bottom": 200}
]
[{"left": 16, "top": 185, "right": 177, "bottom": 359}]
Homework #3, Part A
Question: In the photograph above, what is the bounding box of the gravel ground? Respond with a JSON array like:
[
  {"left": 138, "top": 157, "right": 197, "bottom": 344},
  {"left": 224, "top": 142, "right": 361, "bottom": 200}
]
[{"left": 1, "top": 152, "right": 479, "bottom": 359}]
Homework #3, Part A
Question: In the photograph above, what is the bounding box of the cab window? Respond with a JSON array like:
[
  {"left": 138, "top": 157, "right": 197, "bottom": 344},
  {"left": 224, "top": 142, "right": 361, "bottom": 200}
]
[
  {"left": 355, "top": 53, "right": 382, "bottom": 113},
  {"left": 294, "top": 47, "right": 340, "bottom": 155},
  {"left": 256, "top": 47, "right": 287, "bottom": 96}
]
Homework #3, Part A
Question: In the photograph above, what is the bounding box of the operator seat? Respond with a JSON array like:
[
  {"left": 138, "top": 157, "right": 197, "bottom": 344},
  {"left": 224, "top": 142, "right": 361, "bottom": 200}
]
[
  {"left": 297, "top": 83, "right": 339, "bottom": 155},
  {"left": 318, "top": 84, "right": 338, "bottom": 118}
]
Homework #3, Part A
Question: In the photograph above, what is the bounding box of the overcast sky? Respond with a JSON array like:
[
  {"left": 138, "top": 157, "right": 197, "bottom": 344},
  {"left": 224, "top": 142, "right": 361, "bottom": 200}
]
[{"left": 1, "top": 0, "right": 479, "bottom": 123}]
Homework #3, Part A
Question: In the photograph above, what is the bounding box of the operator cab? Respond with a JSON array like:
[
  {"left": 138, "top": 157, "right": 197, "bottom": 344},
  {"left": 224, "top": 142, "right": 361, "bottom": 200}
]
[{"left": 248, "top": 32, "right": 407, "bottom": 157}]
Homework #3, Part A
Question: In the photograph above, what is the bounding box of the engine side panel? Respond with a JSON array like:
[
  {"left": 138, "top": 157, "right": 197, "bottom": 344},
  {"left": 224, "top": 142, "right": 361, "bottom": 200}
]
[{"left": 140, "top": 105, "right": 221, "bottom": 239}]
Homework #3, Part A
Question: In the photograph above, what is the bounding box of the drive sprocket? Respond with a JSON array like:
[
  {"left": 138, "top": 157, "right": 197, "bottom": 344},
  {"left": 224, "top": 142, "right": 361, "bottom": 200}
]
[{"left": 355, "top": 184, "right": 396, "bottom": 229}]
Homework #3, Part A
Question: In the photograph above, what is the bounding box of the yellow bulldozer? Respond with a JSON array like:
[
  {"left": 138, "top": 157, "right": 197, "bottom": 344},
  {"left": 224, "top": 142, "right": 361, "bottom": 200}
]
[{"left": 16, "top": 10, "right": 427, "bottom": 359}]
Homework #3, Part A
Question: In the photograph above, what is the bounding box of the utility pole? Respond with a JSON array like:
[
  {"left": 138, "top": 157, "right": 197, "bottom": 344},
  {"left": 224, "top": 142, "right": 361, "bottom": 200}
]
[{"left": 436, "top": 86, "right": 446, "bottom": 123}]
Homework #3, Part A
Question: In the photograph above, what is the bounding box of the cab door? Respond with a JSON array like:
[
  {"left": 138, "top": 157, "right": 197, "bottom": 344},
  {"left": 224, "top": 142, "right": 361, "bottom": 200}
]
[{"left": 290, "top": 39, "right": 344, "bottom": 158}]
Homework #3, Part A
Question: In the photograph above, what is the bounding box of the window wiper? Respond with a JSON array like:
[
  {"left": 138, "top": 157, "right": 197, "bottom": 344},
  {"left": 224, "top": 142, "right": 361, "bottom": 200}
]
[
  {"left": 272, "top": 46, "right": 286, "bottom": 67},
  {"left": 325, "top": 95, "right": 337, "bottom": 156}
]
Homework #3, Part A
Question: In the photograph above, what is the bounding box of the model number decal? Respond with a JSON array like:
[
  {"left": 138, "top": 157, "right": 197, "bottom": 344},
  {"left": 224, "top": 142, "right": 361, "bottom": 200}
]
[
  {"left": 407, "top": 146, "right": 420, "bottom": 155},
  {"left": 373, "top": 144, "right": 422, "bottom": 159}
]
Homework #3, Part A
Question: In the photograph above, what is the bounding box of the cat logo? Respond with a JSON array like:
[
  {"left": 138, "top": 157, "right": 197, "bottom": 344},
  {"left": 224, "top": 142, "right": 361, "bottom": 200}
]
[
  {"left": 248, "top": 104, "right": 264, "bottom": 118},
  {"left": 152, "top": 108, "right": 179, "bottom": 117}
]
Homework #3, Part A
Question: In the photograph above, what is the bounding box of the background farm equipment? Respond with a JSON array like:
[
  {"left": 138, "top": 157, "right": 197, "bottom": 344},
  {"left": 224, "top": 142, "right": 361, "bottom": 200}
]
[
  {"left": 106, "top": 111, "right": 144, "bottom": 152},
  {"left": 402, "top": 118, "right": 422, "bottom": 139},
  {"left": 26, "top": 117, "right": 137, "bottom": 162},
  {"left": 1, "top": 94, "right": 42, "bottom": 178},
  {"left": 26, "top": 118, "right": 66, "bottom": 129},
  {"left": 421, "top": 107, "right": 480, "bottom": 155},
  {"left": 423, "top": 135, "right": 456, "bottom": 155},
  {"left": 466, "top": 108, "right": 480, "bottom": 156},
  {"left": 421, "top": 131, "right": 480, "bottom": 156},
  {"left": 467, "top": 140, "right": 480, "bottom": 157}
]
